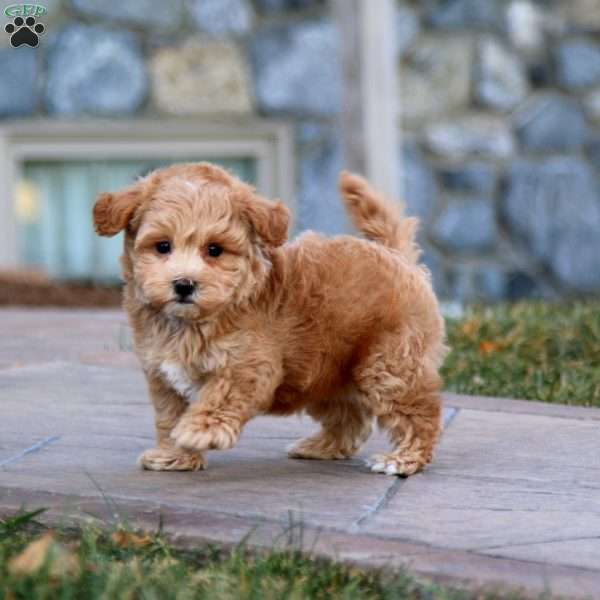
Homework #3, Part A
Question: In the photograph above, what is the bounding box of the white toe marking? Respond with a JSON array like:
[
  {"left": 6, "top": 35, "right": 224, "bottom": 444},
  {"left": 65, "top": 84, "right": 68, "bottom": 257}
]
[{"left": 385, "top": 463, "right": 399, "bottom": 475}]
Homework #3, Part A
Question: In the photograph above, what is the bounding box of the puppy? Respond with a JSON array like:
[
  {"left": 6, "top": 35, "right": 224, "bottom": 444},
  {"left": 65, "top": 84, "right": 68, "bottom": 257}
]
[{"left": 93, "top": 163, "right": 447, "bottom": 476}]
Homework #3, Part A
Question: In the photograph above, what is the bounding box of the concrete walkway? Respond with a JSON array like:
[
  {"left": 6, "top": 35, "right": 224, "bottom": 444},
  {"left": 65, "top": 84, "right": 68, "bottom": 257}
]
[{"left": 1, "top": 308, "right": 599, "bottom": 598}]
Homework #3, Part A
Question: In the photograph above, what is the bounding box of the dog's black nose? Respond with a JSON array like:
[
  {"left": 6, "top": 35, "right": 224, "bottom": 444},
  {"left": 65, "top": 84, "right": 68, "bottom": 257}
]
[{"left": 173, "top": 279, "right": 195, "bottom": 300}]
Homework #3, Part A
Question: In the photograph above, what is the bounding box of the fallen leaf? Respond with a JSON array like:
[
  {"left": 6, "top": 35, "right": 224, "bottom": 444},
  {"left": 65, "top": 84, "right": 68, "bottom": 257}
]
[
  {"left": 111, "top": 530, "right": 153, "bottom": 549},
  {"left": 8, "top": 532, "right": 79, "bottom": 578},
  {"left": 479, "top": 340, "right": 501, "bottom": 355}
]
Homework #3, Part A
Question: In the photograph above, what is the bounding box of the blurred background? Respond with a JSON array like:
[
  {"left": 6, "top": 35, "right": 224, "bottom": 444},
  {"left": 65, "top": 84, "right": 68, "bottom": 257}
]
[{"left": 1, "top": 0, "right": 600, "bottom": 307}]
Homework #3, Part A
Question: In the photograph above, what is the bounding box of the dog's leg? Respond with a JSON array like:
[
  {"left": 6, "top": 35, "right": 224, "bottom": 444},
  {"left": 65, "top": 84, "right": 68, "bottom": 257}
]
[
  {"left": 354, "top": 333, "right": 442, "bottom": 476},
  {"left": 138, "top": 375, "right": 206, "bottom": 471},
  {"left": 368, "top": 388, "right": 441, "bottom": 476},
  {"left": 288, "top": 393, "right": 372, "bottom": 460},
  {"left": 171, "top": 361, "right": 280, "bottom": 453}
]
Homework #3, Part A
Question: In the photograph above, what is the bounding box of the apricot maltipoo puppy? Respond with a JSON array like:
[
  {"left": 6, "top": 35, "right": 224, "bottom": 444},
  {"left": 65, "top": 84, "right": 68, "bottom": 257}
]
[{"left": 93, "top": 163, "right": 446, "bottom": 476}]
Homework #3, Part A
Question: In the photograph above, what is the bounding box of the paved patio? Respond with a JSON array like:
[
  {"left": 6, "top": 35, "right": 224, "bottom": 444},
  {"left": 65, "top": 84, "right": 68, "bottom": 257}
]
[{"left": 1, "top": 308, "right": 599, "bottom": 597}]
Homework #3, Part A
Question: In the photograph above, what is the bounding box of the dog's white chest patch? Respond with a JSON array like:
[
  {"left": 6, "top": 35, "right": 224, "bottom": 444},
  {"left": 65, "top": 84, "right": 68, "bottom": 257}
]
[{"left": 159, "top": 361, "right": 200, "bottom": 400}]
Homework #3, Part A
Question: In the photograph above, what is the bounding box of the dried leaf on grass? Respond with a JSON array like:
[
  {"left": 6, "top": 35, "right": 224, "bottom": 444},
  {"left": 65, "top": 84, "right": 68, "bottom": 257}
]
[
  {"left": 111, "top": 530, "right": 153, "bottom": 549},
  {"left": 8, "top": 532, "right": 79, "bottom": 578},
  {"left": 478, "top": 340, "right": 502, "bottom": 355}
]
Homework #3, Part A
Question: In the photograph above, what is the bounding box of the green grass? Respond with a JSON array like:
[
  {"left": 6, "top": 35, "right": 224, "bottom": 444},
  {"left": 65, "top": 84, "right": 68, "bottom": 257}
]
[
  {"left": 0, "top": 509, "right": 527, "bottom": 600},
  {"left": 443, "top": 301, "right": 600, "bottom": 406}
]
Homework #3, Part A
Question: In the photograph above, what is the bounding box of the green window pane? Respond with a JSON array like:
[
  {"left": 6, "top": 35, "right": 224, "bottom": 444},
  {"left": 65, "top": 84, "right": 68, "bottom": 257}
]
[{"left": 17, "top": 158, "right": 256, "bottom": 281}]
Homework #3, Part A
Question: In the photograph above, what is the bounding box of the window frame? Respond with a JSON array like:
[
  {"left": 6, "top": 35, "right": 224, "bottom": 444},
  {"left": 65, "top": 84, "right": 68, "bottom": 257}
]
[{"left": 0, "top": 118, "right": 295, "bottom": 269}]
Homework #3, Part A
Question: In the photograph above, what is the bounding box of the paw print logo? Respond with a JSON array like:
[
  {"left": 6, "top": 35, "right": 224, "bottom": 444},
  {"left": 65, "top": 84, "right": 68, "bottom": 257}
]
[{"left": 5, "top": 16, "right": 45, "bottom": 48}]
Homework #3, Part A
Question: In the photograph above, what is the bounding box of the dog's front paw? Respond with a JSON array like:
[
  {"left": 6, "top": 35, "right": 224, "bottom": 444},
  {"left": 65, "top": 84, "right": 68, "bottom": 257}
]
[
  {"left": 171, "top": 414, "right": 240, "bottom": 452},
  {"left": 138, "top": 447, "right": 206, "bottom": 471}
]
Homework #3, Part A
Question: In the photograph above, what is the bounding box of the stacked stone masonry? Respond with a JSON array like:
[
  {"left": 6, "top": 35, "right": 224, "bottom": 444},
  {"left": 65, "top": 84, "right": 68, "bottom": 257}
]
[{"left": 2, "top": 0, "right": 600, "bottom": 301}]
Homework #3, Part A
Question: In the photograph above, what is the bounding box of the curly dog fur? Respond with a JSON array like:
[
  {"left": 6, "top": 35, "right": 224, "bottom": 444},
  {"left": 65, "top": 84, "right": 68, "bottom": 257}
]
[{"left": 93, "top": 163, "right": 447, "bottom": 476}]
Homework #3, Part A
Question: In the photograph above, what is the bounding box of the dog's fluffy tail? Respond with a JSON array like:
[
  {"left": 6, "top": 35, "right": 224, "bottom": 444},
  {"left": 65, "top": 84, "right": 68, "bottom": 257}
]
[{"left": 339, "top": 171, "right": 420, "bottom": 263}]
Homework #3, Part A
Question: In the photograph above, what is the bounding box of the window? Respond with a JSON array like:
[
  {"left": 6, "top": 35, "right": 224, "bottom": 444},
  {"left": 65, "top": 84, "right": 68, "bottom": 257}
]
[{"left": 0, "top": 120, "right": 294, "bottom": 281}]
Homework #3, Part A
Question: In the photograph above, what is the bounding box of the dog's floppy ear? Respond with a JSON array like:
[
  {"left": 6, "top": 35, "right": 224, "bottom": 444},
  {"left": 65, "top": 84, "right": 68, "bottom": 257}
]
[
  {"left": 240, "top": 193, "right": 290, "bottom": 247},
  {"left": 93, "top": 181, "right": 146, "bottom": 237}
]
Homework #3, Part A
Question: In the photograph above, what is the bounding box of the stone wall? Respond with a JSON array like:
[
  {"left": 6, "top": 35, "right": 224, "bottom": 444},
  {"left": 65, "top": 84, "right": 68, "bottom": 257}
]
[
  {"left": 399, "top": 0, "right": 600, "bottom": 301},
  {"left": 2, "top": 0, "right": 600, "bottom": 301}
]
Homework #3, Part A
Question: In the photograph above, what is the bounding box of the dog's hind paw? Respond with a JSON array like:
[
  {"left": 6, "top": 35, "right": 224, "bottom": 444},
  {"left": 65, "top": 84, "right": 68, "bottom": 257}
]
[
  {"left": 138, "top": 447, "right": 206, "bottom": 471},
  {"left": 367, "top": 452, "right": 424, "bottom": 476}
]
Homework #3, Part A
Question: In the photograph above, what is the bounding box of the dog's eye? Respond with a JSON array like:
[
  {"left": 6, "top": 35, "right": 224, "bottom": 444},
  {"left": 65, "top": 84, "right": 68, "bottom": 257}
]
[
  {"left": 155, "top": 241, "right": 171, "bottom": 254},
  {"left": 207, "top": 244, "right": 223, "bottom": 258}
]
